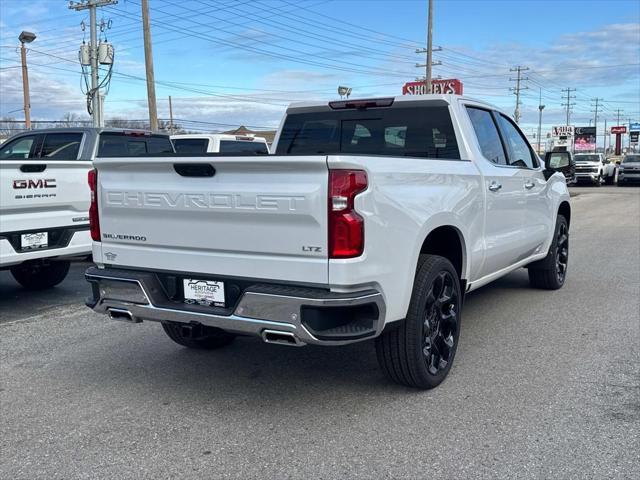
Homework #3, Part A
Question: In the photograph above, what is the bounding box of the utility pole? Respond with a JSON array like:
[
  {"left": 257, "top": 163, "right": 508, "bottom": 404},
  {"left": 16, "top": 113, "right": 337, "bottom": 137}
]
[
  {"left": 141, "top": 0, "right": 158, "bottom": 131},
  {"left": 604, "top": 118, "right": 607, "bottom": 154},
  {"left": 537, "top": 88, "right": 545, "bottom": 154},
  {"left": 168, "top": 96, "right": 174, "bottom": 134},
  {"left": 18, "top": 31, "right": 36, "bottom": 130},
  {"left": 415, "top": 0, "right": 441, "bottom": 93},
  {"left": 69, "top": 0, "right": 117, "bottom": 127},
  {"left": 614, "top": 109, "right": 623, "bottom": 126},
  {"left": 509, "top": 66, "right": 529, "bottom": 124},
  {"left": 591, "top": 98, "right": 603, "bottom": 130},
  {"left": 561, "top": 87, "right": 577, "bottom": 126}
]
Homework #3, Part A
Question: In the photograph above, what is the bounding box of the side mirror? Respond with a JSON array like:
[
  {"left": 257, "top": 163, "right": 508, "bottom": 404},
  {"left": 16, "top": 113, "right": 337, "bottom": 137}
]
[
  {"left": 544, "top": 151, "right": 574, "bottom": 181},
  {"left": 603, "top": 159, "right": 610, "bottom": 164}
]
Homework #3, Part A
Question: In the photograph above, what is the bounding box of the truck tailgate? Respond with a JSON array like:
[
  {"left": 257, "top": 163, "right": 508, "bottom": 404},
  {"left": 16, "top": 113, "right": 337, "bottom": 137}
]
[
  {"left": 94, "top": 155, "right": 329, "bottom": 284},
  {"left": 0, "top": 160, "right": 91, "bottom": 232}
]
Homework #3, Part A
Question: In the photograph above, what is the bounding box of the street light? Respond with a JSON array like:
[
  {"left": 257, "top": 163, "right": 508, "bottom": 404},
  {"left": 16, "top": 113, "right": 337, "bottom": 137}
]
[
  {"left": 19, "top": 31, "right": 36, "bottom": 130},
  {"left": 537, "top": 103, "right": 545, "bottom": 154}
]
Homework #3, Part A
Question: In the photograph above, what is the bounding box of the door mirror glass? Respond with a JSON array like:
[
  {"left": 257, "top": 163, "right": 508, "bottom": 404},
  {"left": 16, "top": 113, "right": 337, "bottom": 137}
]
[{"left": 544, "top": 151, "right": 574, "bottom": 181}]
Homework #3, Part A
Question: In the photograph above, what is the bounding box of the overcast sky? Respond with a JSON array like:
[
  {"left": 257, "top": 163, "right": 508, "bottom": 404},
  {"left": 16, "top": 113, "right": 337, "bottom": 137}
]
[{"left": 0, "top": 0, "right": 638, "bottom": 136}]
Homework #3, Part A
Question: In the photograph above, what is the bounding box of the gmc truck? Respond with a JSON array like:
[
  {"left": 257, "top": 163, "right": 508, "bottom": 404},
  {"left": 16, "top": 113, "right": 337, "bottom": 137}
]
[
  {"left": 0, "top": 128, "right": 173, "bottom": 290},
  {"left": 85, "top": 95, "right": 572, "bottom": 389}
]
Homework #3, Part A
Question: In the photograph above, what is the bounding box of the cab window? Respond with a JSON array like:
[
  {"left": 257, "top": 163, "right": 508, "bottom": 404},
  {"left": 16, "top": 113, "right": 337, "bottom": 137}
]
[
  {"left": 40, "top": 133, "right": 83, "bottom": 160},
  {"left": 495, "top": 114, "right": 538, "bottom": 169},
  {"left": 0, "top": 135, "right": 38, "bottom": 160}
]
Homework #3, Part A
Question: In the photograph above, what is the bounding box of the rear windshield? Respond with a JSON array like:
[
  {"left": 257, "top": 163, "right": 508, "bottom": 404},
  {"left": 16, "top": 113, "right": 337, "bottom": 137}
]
[
  {"left": 275, "top": 105, "right": 460, "bottom": 159},
  {"left": 173, "top": 138, "right": 209, "bottom": 153},
  {"left": 623, "top": 155, "right": 640, "bottom": 163},
  {"left": 98, "top": 133, "right": 174, "bottom": 157},
  {"left": 219, "top": 140, "right": 269, "bottom": 154}
]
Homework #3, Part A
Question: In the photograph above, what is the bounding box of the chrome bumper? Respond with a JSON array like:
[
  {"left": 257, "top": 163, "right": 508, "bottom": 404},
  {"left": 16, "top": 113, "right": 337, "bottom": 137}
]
[{"left": 85, "top": 266, "right": 385, "bottom": 346}]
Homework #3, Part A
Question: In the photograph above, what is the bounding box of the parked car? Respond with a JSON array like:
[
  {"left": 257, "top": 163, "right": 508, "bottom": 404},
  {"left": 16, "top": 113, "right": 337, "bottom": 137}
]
[
  {"left": 573, "top": 153, "right": 615, "bottom": 185},
  {"left": 85, "top": 95, "right": 571, "bottom": 389},
  {"left": 0, "top": 128, "right": 173, "bottom": 290},
  {"left": 618, "top": 154, "right": 640, "bottom": 185},
  {"left": 172, "top": 134, "right": 269, "bottom": 154}
]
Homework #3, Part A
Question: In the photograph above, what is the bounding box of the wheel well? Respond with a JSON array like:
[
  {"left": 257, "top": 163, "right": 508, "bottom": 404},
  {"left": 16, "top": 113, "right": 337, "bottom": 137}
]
[
  {"left": 419, "top": 226, "right": 464, "bottom": 279},
  {"left": 558, "top": 201, "right": 571, "bottom": 227}
]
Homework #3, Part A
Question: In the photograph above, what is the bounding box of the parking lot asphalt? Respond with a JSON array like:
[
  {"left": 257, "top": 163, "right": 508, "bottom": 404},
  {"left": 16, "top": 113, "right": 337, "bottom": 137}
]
[{"left": 1, "top": 185, "right": 638, "bottom": 479}]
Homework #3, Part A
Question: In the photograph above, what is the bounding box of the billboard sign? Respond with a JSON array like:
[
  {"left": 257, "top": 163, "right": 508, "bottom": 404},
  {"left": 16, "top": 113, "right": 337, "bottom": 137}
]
[
  {"left": 611, "top": 126, "right": 627, "bottom": 134},
  {"left": 629, "top": 122, "right": 640, "bottom": 132},
  {"left": 552, "top": 125, "right": 574, "bottom": 147},
  {"left": 402, "top": 79, "right": 463, "bottom": 95},
  {"left": 574, "top": 126, "right": 596, "bottom": 151}
]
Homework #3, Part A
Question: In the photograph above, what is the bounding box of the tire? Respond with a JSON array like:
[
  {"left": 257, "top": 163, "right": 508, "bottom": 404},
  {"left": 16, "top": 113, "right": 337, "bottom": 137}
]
[
  {"left": 375, "top": 255, "right": 462, "bottom": 389},
  {"left": 10, "top": 260, "right": 70, "bottom": 290},
  {"left": 528, "top": 215, "right": 569, "bottom": 290},
  {"left": 161, "top": 322, "right": 235, "bottom": 349},
  {"left": 594, "top": 174, "right": 602, "bottom": 186}
]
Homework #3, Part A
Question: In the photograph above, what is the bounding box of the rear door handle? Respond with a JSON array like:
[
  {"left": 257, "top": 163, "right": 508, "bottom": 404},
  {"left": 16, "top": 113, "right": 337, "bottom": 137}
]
[
  {"left": 20, "top": 164, "right": 46, "bottom": 173},
  {"left": 524, "top": 181, "right": 535, "bottom": 189},
  {"left": 488, "top": 182, "right": 502, "bottom": 192}
]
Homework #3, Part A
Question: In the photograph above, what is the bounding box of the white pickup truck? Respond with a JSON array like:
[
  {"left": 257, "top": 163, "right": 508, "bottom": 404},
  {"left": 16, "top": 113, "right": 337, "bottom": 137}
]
[
  {"left": 172, "top": 134, "right": 270, "bottom": 154},
  {"left": 573, "top": 153, "right": 616, "bottom": 185},
  {"left": 0, "top": 128, "right": 173, "bottom": 289},
  {"left": 85, "top": 95, "right": 571, "bottom": 389}
]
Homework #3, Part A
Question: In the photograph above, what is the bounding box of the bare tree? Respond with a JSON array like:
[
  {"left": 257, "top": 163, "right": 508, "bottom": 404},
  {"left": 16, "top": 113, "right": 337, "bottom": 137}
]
[
  {"left": 61, "top": 112, "right": 83, "bottom": 127},
  {"left": 0, "top": 117, "right": 22, "bottom": 139}
]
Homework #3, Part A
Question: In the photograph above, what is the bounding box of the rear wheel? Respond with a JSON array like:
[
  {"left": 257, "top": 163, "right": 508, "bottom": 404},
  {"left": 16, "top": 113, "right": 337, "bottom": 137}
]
[
  {"left": 528, "top": 215, "right": 569, "bottom": 290},
  {"left": 161, "top": 322, "right": 235, "bottom": 349},
  {"left": 375, "top": 255, "right": 462, "bottom": 389},
  {"left": 10, "top": 260, "right": 70, "bottom": 290}
]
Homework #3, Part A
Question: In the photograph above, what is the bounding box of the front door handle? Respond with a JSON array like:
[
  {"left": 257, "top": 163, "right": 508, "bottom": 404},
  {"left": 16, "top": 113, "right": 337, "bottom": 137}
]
[
  {"left": 488, "top": 182, "right": 502, "bottom": 192},
  {"left": 524, "top": 181, "right": 535, "bottom": 189}
]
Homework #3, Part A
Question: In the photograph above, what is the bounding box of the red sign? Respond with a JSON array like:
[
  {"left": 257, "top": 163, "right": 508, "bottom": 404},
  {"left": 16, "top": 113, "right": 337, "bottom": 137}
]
[
  {"left": 611, "top": 126, "right": 627, "bottom": 134},
  {"left": 402, "top": 79, "right": 463, "bottom": 95}
]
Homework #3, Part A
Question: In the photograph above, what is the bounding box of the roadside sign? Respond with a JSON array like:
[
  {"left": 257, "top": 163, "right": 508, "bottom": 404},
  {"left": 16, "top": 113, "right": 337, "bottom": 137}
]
[
  {"left": 631, "top": 131, "right": 639, "bottom": 143},
  {"left": 552, "top": 126, "right": 574, "bottom": 137},
  {"left": 629, "top": 122, "right": 640, "bottom": 132},
  {"left": 611, "top": 126, "right": 627, "bottom": 134},
  {"left": 402, "top": 79, "right": 463, "bottom": 95}
]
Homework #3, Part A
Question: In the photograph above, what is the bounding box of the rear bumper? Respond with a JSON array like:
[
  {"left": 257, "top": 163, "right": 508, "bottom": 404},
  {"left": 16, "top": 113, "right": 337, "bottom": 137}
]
[
  {"left": 85, "top": 266, "right": 385, "bottom": 346},
  {"left": 0, "top": 227, "right": 91, "bottom": 268}
]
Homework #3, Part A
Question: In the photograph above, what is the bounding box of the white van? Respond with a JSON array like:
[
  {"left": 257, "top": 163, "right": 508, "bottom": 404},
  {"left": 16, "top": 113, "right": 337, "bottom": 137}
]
[{"left": 171, "top": 134, "right": 270, "bottom": 154}]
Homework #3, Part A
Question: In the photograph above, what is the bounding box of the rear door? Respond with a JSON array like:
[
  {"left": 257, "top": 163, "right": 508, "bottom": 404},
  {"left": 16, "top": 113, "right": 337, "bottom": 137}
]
[
  {"left": 0, "top": 132, "right": 91, "bottom": 234},
  {"left": 94, "top": 155, "right": 329, "bottom": 284}
]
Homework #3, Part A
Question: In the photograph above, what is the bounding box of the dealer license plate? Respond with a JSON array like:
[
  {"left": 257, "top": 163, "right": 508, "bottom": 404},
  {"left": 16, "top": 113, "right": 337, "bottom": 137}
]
[
  {"left": 21, "top": 232, "right": 48, "bottom": 250},
  {"left": 183, "top": 278, "right": 225, "bottom": 307}
]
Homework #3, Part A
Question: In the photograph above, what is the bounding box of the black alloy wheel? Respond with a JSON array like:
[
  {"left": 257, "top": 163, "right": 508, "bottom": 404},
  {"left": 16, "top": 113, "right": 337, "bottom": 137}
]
[
  {"left": 422, "top": 271, "right": 459, "bottom": 376},
  {"left": 555, "top": 221, "right": 569, "bottom": 285}
]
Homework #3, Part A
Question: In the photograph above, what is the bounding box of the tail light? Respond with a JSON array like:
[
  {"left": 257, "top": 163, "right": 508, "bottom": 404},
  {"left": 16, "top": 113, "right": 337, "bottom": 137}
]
[
  {"left": 88, "top": 169, "right": 100, "bottom": 241},
  {"left": 328, "top": 170, "right": 367, "bottom": 258}
]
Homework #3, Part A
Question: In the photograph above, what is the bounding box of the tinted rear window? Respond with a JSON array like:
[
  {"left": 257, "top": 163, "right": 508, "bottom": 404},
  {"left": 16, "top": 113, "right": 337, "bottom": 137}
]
[
  {"left": 275, "top": 105, "right": 460, "bottom": 159},
  {"left": 98, "top": 133, "right": 174, "bottom": 157},
  {"left": 219, "top": 140, "right": 269, "bottom": 154},
  {"left": 173, "top": 138, "right": 209, "bottom": 153},
  {"left": 41, "top": 133, "right": 83, "bottom": 160}
]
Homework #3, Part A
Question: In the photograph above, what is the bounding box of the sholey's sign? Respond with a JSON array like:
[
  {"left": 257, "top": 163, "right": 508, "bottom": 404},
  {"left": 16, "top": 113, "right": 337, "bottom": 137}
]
[{"left": 402, "top": 79, "right": 463, "bottom": 95}]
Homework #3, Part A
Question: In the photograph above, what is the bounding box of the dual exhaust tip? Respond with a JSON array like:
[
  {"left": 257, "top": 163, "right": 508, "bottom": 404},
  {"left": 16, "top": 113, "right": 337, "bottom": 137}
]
[{"left": 106, "top": 309, "right": 304, "bottom": 346}]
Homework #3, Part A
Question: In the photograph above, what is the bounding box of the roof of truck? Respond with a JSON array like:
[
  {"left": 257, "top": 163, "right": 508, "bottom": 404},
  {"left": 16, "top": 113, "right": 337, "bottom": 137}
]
[{"left": 286, "top": 94, "right": 500, "bottom": 113}]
